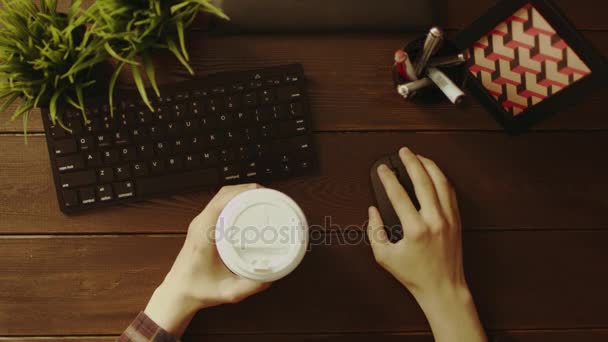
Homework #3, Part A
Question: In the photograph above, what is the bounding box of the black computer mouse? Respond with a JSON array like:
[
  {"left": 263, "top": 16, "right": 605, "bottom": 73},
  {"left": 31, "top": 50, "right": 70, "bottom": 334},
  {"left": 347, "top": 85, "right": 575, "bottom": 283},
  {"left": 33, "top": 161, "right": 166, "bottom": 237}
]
[{"left": 370, "top": 153, "right": 420, "bottom": 242}]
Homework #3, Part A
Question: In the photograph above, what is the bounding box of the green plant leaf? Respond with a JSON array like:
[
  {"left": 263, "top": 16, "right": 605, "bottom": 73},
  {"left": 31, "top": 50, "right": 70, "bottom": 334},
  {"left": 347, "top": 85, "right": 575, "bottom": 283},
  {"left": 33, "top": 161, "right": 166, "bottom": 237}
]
[
  {"left": 131, "top": 64, "right": 154, "bottom": 112},
  {"left": 142, "top": 52, "right": 160, "bottom": 98},
  {"left": 0, "top": 93, "right": 19, "bottom": 115},
  {"left": 175, "top": 19, "right": 188, "bottom": 61},
  {"left": 108, "top": 61, "right": 125, "bottom": 117},
  {"left": 166, "top": 38, "right": 194, "bottom": 75},
  {"left": 104, "top": 42, "right": 139, "bottom": 65},
  {"left": 49, "top": 88, "right": 63, "bottom": 125}
]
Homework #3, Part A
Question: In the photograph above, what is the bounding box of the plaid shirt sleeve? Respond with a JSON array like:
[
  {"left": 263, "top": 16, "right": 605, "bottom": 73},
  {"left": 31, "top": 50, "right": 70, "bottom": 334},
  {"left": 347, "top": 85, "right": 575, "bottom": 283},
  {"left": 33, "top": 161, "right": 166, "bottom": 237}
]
[{"left": 117, "top": 311, "right": 178, "bottom": 342}]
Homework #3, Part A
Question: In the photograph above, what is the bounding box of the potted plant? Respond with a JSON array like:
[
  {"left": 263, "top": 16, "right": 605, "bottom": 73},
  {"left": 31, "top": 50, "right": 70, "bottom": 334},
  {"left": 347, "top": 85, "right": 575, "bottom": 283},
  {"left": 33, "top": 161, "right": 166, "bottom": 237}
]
[
  {"left": 0, "top": 0, "right": 107, "bottom": 134},
  {"left": 86, "top": 0, "right": 228, "bottom": 113}
]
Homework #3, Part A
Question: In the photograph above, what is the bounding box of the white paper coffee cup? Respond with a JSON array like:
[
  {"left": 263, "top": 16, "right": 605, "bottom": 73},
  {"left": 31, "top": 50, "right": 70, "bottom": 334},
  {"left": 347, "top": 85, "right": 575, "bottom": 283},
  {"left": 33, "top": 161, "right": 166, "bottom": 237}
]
[{"left": 215, "top": 189, "right": 308, "bottom": 282}]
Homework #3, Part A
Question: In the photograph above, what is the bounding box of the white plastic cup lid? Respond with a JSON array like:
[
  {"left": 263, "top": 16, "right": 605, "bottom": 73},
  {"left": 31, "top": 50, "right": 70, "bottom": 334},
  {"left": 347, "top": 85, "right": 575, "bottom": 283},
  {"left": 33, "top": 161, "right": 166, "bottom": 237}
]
[{"left": 215, "top": 189, "right": 309, "bottom": 282}]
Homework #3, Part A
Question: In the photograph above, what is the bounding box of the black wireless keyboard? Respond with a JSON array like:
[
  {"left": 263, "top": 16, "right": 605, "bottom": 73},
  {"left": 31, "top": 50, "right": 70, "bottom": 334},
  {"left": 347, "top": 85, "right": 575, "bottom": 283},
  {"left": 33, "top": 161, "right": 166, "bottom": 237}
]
[{"left": 42, "top": 64, "right": 315, "bottom": 213}]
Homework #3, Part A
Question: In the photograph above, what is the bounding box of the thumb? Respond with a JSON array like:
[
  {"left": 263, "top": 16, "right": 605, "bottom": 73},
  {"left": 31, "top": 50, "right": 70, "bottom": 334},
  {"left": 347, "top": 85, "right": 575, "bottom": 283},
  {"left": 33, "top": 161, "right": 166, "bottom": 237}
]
[
  {"left": 367, "top": 206, "right": 389, "bottom": 249},
  {"left": 229, "top": 278, "right": 272, "bottom": 302}
]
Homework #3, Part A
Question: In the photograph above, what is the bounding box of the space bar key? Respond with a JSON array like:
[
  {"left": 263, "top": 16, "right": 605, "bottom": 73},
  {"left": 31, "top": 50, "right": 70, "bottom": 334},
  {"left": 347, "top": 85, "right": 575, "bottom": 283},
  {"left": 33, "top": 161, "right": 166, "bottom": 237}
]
[{"left": 136, "top": 169, "right": 220, "bottom": 197}]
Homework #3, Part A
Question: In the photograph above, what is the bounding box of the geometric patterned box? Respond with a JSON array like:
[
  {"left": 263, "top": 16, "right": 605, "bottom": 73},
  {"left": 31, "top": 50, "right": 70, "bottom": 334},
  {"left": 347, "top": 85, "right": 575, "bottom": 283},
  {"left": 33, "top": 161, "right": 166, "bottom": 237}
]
[
  {"left": 454, "top": 0, "right": 606, "bottom": 132},
  {"left": 468, "top": 3, "right": 591, "bottom": 116}
]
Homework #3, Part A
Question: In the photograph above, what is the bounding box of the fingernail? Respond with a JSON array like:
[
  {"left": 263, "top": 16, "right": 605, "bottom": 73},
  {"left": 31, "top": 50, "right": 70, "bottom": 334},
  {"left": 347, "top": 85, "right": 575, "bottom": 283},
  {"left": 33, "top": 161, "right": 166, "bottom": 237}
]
[
  {"left": 399, "top": 147, "right": 410, "bottom": 155},
  {"left": 377, "top": 164, "right": 389, "bottom": 172}
]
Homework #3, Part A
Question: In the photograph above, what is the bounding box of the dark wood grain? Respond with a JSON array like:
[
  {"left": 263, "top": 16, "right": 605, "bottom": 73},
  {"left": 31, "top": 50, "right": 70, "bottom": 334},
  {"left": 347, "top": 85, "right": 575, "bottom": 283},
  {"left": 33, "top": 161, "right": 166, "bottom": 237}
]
[
  {"left": 1, "top": 232, "right": 607, "bottom": 335},
  {"left": 1, "top": 132, "right": 608, "bottom": 234},
  {"left": 4, "top": 330, "right": 608, "bottom": 342},
  {"left": 443, "top": 0, "right": 608, "bottom": 30},
  {"left": 1, "top": 31, "right": 606, "bottom": 134}
]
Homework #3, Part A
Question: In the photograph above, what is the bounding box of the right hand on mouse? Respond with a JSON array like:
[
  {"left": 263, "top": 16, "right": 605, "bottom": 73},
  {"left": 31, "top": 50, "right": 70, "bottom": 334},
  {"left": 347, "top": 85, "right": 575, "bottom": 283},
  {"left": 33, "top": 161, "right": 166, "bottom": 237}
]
[{"left": 367, "top": 147, "right": 486, "bottom": 342}]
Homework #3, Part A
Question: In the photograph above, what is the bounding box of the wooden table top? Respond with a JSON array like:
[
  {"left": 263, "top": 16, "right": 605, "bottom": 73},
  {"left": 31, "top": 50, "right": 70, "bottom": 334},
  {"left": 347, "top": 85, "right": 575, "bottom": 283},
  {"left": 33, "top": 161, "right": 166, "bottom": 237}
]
[{"left": 1, "top": 0, "right": 607, "bottom": 341}]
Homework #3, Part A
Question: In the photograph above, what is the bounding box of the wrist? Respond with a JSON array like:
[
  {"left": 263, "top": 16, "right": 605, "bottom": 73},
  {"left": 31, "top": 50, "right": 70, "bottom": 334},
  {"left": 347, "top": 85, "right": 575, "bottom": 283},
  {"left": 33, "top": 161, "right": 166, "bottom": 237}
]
[
  {"left": 412, "top": 283, "right": 473, "bottom": 313},
  {"left": 144, "top": 282, "right": 201, "bottom": 338},
  {"left": 412, "top": 284, "right": 487, "bottom": 342}
]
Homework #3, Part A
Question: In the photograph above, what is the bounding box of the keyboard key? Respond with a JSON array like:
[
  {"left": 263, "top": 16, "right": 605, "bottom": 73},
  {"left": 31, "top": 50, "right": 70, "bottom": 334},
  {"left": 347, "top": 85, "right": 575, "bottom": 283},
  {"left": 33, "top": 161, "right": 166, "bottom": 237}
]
[
  {"left": 155, "top": 107, "right": 169, "bottom": 122},
  {"left": 167, "top": 122, "right": 184, "bottom": 137},
  {"left": 207, "top": 132, "right": 225, "bottom": 147},
  {"left": 155, "top": 141, "right": 170, "bottom": 158},
  {"left": 136, "top": 110, "right": 153, "bottom": 125},
  {"left": 59, "top": 170, "right": 96, "bottom": 188},
  {"left": 114, "top": 181, "right": 135, "bottom": 199},
  {"left": 289, "top": 102, "right": 304, "bottom": 117},
  {"left": 173, "top": 139, "right": 188, "bottom": 154},
  {"left": 254, "top": 107, "right": 273, "bottom": 123},
  {"left": 137, "top": 144, "right": 154, "bottom": 159},
  {"left": 205, "top": 97, "right": 224, "bottom": 113},
  {"left": 234, "top": 111, "right": 250, "bottom": 126},
  {"left": 132, "top": 162, "right": 149, "bottom": 177},
  {"left": 79, "top": 187, "right": 96, "bottom": 204},
  {"left": 56, "top": 155, "right": 85, "bottom": 172},
  {"left": 66, "top": 119, "right": 83, "bottom": 134},
  {"left": 167, "top": 156, "right": 183, "bottom": 171},
  {"left": 77, "top": 136, "right": 95, "bottom": 151},
  {"left": 114, "top": 128, "right": 131, "bottom": 145},
  {"left": 62, "top": 190, "right": 79, "bottom": 208},
  {"left": 259, "top": 89, "right": 275, "bottom": 104},
  {"left": 53, "top": 139, "right": 77, "bottom": 155},
  {"left": 97, "top": 185, "right": 114, "bottom": 202},
  {"left": 279, "top": 163, "right": 292, "bottom": 176},
  {"left": 244, "top": 161, "right": 258, "bottom": 178},
  {"left": 248, "top": 80, "right": 263, "bottom": 89},
  {"left": 244, "top": 92, "right": 257, "bottom": 106},
  {"left": 231, "top": 83, "right": 245, "bottom": 92},
  {"left": 131, "top": 128, "right": 148, "bottom": 143},
  {"left": 225, "top": 130, "right": 239, "bottom": 146},
  {"left": 150, "top": 159, "right": 165, "bottom": 174},
  {"left": 119, "top": 146, "right": 136, "bottom": 161},
  {"left": 238, "top": 145, "right": 254, "bottom": 161},
  {"left": 96, "top": 134, "right": 113, "bottom": 148},
  {"left": 220, "top": 148, "right": 236, "bottom": 163},
  {"left": 200, "top": 116, "right": 218, "bottom": 130},
  {"left": 84, "top": 152, "right": 101, "bottom": 167},
  {"left": 50, "top": 125, "right": 67, "bottom": 138},
  {"left": 148, "top": 125, "right": 166, "bottom": 141},
  {"left": 273, "top": 136, "right": 312, "bottom": 155},
  {"left": 260, "top": 124, "right": 272, "bottom": 139},
  {"left": 184, "top": 154, "right": 201, "bottom": 169},
  {"left": 136, "top": 169, "right": 219, "bottom": 197},
  {"left": 212, "top": 86, "right": 226, "bottom": 94},
  {"left": 171, "top": 104, "right": 186, "bottom": 121},
  {"left": 202, "top": 150, "right": 218, "bottom": 166},
  {"left": 190, "top": 136, "right": 204, "bottom": 151},
  {"left": 273, "top": 104, "right": 289, "bottom": 120},
  {"left": 272, "top": 119, "right": 307, "bottom": 138},
  {"left": 114, "top": 164, "right": 131, "bottom": 181},
  {"left": 222, "top": 164, "right": 241, "bottom": 182},
  {"left": 183, "top": 120, "right": 199, "bottom": 136},
  {"left": 217, "top": 113, "right": 233, "bottom": 128},
  {"left": 102, "top": 149, "right": 120, "bottom": 165},
  {"left": 226, "top": 95, "right": 241, "bottom": 110},
  {"left": 277, "top": 85, "right": 302, "bottom": 102},
  {"left": 297, "top": 160, "right": 313, "bottom": 171},
  {"left": 98, "top": 167, "right": 114, "bottom": 183}
]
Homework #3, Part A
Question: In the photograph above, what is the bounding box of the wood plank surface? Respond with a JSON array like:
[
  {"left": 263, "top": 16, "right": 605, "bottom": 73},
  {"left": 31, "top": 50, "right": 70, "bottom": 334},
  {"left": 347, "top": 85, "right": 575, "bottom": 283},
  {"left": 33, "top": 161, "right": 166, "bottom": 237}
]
[
  {"left": 1, "top": 31, "right": 606, "bottom": 134},
  {"left": 3, "top": 330, "right": 608, "bottom": 342},
  {"left": 443, "top": 0, "right": 608, "bottom": 30},
  {"left": 2, "top": 132, "right": 608, "bottom": 234},
  {"left": 1, "top": 231, "right": 607, "bottom": 335}
]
